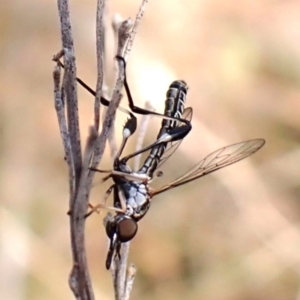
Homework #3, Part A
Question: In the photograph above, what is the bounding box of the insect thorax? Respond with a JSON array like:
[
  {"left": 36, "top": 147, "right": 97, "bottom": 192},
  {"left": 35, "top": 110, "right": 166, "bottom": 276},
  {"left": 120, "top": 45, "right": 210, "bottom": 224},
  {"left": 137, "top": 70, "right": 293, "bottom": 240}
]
[{"left": 117, "top": 181, "right": 151, "bottom": 220}]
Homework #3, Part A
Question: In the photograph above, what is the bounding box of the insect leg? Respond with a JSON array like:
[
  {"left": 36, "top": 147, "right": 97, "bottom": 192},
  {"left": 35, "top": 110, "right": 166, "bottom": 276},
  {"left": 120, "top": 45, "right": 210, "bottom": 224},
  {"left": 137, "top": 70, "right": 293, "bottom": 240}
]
[
  {"left": 55, "top": 59, "right": 132, "bottom": 116},
  {"left": 89, "top": 168, "right": 112, "bottom": 183},
  {"left": 89, "top": 168, "right": 112, "bottom": 173},
  {"left": 85, "top": 185, "right": 125, "bottom": 217},
  {"left": 57, "top": 58, "right": 191, "bottom": 126},
  {"left": 120, "top": 122, "right": 191, "bottom": 163},
  {"left": 116, "top": 56, "right": 191, "bottom": 126}
]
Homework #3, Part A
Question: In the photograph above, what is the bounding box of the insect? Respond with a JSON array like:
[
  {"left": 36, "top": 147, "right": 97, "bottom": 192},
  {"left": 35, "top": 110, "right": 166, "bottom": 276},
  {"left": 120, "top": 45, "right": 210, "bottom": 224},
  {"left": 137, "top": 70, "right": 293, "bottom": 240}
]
[
  {"left": 102, "top": 138, "right": 265, "bottom": 269},
  {"left": 89, "top": 81, "right": 265, "bottom": 269},
  {"left": 90, "top": 79, "right": 193, "bottom": 269},
  {"left": 56, "top": 55, "right": 265, "bottom": 268},
  {"left": 57, "top": 54, "right": 193, "bottom": 267}
]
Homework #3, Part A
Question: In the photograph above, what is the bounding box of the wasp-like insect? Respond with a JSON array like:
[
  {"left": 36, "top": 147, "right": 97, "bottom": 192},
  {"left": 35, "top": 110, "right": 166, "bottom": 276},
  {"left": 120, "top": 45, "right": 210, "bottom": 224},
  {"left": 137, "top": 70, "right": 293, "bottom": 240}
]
[
  {"left": 88, "top": 74, "right": 264, "bottom": 269},
  {"left": 98, "top": 80, "right": 193, "bottom": 269},
  {"left": 60, "top": 56, "right": 265, "bottom": 269}
]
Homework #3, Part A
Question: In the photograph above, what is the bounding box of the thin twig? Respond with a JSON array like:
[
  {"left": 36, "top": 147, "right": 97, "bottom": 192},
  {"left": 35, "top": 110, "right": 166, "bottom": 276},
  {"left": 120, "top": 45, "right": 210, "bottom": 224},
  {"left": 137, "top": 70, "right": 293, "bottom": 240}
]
[
  {"left": 90, "top": 88, "right": 122, "bottom": 170},
  {"left": 105, "top": 15, "right": 124, "bottom": 163},
  {"left": 116, "top": 19, "right": 133, "bottom": 57},
  {"left": 89, "top": 19, "right": 131, "bottom": 171},
  {"left": 69, "top": 127, "right": 98, "bottom": 300},
  {"left": 123, "top": 0, "right": 149, "bottom": 60},
  {"left": 53, "top": 63, "right": 75, "bottom": 198},
  {"left": 124, "top": 264, "right": 136, "bottom": 300},
  {"left": 112, "top": 14, "right": 123, "bottom": 56},
  {"left": 56, "top": 0, "right": 93, "bottom": 299},
  {"left": 57, "top": 0, "right": 82, "bottom": 185},
  {"left": 94, "top": 0, "right": 106, "bottom": 131},
  {"left": 111, "top": 241, "right": 131, "bottom": 300},
  {"left": 62, "top": 48, "right": 82, "bottom": 186},
  {"left": 55, "top": 1, "right": 148, "bottom": 299},
  {"left": 54, "top": 67, "right": 95, "bottom": 299},
  {"left": 134, "top": 101, "right": 155, "bottom": 170},
  {"left": 102, "top": 86, "right": 119, "bottom": 160}
]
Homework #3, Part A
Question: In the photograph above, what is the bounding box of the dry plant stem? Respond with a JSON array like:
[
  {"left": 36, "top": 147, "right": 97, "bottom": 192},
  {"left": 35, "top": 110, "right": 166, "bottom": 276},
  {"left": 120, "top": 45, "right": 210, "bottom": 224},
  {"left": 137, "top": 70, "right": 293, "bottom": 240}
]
[
  {"left": 105, "top": 15, "right": 124, "bottom": 162},
  {"left": 124, "top": 265, "right": 136, "bottom": 300},
  {"left": 56, "top": 3, "right": 147, "bottom": 299},
  {"left": 53, "top": 64, "right": 75, "bottom": 197},
  {"left": 111, "top": 242, "right": 130, "bottom": 300},
  {"left": 116, "top": 243, "right": 130, "bottom": 299},
  {"left": 116, "top": 19, "right": 133, "bottom": 57},
  {"left": 95, "top": 0, "right": 106, "bottom": 131},
  {"left": 107, "top": 20, "right": 130, "bottom": 299},
  {"left": 58, "top": 0, "right": 82, "bottom": 185},
  {"left": 63, "top": 49, "right": 82, "bottom": 186},
  {"left": 89, "top": 20, "right": 130, "bottom": 171},
  {"left": 90, "top": 92, "right": 123, "bottom": 171},
  {"left": 54, "top": 55, "right": 94, "bottom": 299},
  {"left": 69, "top": 135, "right": 97, "bottom": 300},
  {"left": 112, "top": 14, "right": 123, "bottom": 45},
  {"left": 69, "top": 128, "right": 98, "bottom": 300},
  {"left": 98, "top": 86, "right": 118, "bottom": 161},
  {"left": 124, "top": 0, "right": 149, "bottom": 59},
  {"left": 57, "top": 0, "right": 94, "bottom": 299},
  {"left": 107, "top": 122, "right": 118, "bottom": 159},
  {"left": 106, "top": 15, "right": 123, "bottom": 161},
  {"left": 134, "top": 101, "right": 155, "bottom": 170},
  {"left": 107, "top": 20, "right": 133, "bottom": 300}
]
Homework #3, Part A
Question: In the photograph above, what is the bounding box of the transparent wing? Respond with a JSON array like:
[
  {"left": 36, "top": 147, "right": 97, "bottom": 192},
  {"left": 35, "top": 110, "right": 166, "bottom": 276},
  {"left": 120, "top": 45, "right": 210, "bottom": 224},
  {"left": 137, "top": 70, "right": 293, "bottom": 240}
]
[
  {"left": 156, "top": 107, "right": 193, "bottom": 169},
  {"left": 152, "top": 139, "right": 265, "bottom": 196}
]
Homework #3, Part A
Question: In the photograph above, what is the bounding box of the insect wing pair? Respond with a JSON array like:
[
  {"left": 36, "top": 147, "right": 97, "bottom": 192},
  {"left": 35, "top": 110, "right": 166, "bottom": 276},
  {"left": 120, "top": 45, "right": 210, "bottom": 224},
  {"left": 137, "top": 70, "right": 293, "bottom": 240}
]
[{"left": 104, "top": 111, "right": 264, "bottom": 269}]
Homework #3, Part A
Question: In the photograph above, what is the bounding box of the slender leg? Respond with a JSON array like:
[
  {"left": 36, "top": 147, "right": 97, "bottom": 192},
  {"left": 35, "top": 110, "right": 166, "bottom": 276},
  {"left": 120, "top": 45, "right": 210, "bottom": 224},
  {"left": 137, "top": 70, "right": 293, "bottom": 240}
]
[
  {"left": 90, "top": 167, "right": 150, "bottom": 183},
  {"left": 86, "top": 203, "right": 124, "bottom": 217},
  {"left": 116, "top": 56, "right": 191, "bottom": 126},
  {"left": 120, "top": 122, "right": 191, "bottom": 163},
  {"left": 56, "top": 58, "right": 190, "bottom": 126},
  {"left": 110, "top": 170, "right": 150, "bottom": 182},
  {"left": 85, "top": 185, "right": 124, "bottom": 217},
  {"left": 56, "top": 56, "right": 192, "bottom": 168},
  {"left": 86, "top": 184, "right": 115, "bottom": 213},
  {"left": 89, "top": 167, "right": 112, "bottom": 173},
  {"left": 55, "top": 59, "right": 132, "bottom": 115},
  {"left": 93, "top": 172, "right": 112, "bottom": 183}
]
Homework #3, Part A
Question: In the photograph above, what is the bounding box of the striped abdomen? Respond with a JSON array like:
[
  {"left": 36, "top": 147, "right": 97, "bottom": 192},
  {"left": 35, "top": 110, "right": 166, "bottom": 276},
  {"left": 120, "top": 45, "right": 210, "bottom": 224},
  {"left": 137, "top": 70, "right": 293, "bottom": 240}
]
[{"left": 138, "top": 80, "right": 188, "bottom": 177}]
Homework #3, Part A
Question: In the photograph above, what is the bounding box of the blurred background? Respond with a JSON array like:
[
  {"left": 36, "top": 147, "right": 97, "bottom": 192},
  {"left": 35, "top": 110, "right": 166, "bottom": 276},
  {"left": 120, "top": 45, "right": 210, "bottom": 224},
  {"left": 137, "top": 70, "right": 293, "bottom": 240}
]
[{"left": 1, "top": 0, "right": 300, "bottom": 299}]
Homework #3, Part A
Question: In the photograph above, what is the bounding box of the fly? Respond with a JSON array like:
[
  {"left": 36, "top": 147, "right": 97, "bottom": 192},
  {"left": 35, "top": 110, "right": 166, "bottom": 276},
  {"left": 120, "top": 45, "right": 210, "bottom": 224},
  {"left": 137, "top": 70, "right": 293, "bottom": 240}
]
[
  {"left": 103, "top": 138, "right": 265, "bottom": 269},
  {"left": 90, "top": 79, "right": 193, "bottom": 269},
  {"left": 68, "top": 55, "right": 265, "bottom": 269},
  {"left": 88, "top": 72, "right": 265, "bottom": 268}
]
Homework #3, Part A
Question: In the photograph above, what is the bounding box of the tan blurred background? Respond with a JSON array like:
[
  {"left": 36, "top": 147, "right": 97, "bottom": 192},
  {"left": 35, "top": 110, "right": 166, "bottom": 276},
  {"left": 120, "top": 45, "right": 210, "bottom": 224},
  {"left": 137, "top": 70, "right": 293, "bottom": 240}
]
[{"left": 1, "top": 0, "right": 300, "bottom": 299}]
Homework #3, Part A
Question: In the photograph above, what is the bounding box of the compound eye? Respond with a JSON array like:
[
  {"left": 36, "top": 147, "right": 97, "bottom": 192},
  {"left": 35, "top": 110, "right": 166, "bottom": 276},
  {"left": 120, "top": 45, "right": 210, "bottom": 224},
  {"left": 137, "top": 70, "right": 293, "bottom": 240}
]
[{"left": 117, "top": 217, "right": 138, "bottom": 242}]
